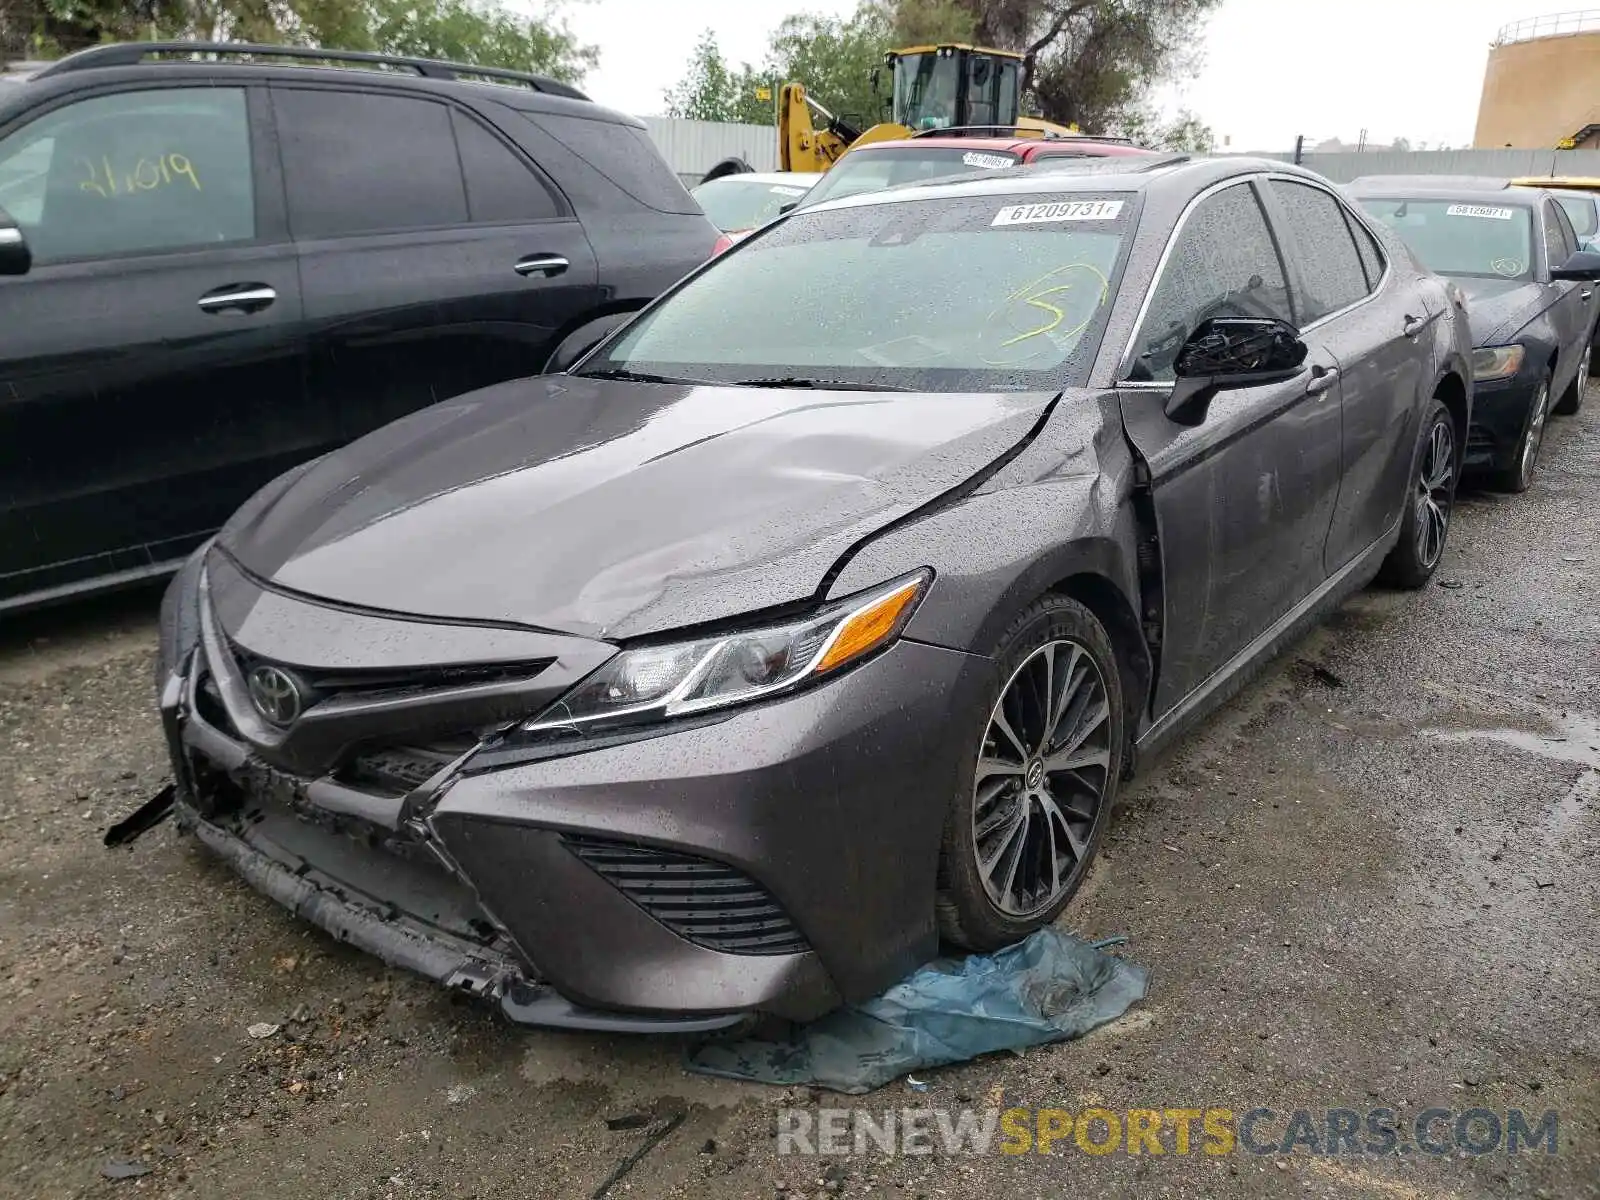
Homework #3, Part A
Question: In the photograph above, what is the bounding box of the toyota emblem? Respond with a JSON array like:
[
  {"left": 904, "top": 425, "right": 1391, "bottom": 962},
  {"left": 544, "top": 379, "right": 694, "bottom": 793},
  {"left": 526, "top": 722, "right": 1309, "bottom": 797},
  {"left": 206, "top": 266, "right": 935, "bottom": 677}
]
[{"left": 247, "top": 664, "right": 303, "bottom": 725}]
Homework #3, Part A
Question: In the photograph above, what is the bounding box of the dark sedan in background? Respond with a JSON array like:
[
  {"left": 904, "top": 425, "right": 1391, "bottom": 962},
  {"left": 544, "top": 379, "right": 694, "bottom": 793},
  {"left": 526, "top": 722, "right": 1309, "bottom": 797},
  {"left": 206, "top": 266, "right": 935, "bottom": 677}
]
[
  {"left": 1351, "top": 176, "right": 1600, "bottom": 491},
  {"left": 152, "top": 157, "right": 1471, "bottom": 1030}
]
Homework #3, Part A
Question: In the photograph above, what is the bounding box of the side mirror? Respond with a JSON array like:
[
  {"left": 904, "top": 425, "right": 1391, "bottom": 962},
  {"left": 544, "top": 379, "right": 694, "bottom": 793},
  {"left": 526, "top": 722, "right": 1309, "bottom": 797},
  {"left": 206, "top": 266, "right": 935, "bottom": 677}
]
[
  {"left": 1552, "top": 248, "right": 1600, "bottom": 281},
  {"left": 542, "top": 310, "right": 636, "bottom": 374},
  {"left": 0, "top": 212, "right": 31, "bottom": 277},
  {"left": 1166, "top": 316, "right": 1307, "bottom": 425}
]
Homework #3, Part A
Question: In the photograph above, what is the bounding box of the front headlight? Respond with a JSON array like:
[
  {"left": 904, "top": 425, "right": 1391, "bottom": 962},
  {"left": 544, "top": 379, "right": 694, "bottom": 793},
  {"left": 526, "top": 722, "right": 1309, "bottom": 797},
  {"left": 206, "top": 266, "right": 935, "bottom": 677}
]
[
  {"left": 523, "top": 570, "right": 931, "bottom": 734},
  {"left": 1472, "top": 344, "right": 1525, "bottom": 381}
]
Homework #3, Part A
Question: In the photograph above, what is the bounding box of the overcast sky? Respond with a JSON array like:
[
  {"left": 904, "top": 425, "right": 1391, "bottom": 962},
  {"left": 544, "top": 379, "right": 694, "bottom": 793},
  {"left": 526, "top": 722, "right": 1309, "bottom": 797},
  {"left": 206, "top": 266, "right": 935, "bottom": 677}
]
[{"left": 557, "top": 0, "right": 1553, "bottom": 151}]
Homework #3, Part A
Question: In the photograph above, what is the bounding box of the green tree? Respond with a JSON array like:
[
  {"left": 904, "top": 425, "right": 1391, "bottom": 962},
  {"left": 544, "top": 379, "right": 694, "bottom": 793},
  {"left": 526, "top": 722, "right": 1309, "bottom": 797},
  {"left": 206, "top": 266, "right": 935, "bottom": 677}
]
[
  {"left": 3, "top": 0, "right": 597, "bottom": 83},
  {"left": 1115, "top": 105, "right": 1214, "bottom": 152},
  {"left": 662, "top": 29, "right": 770, "bottom": 124},
  {"left": 766, "top": 6, "right": 891, "bottom": 128}
]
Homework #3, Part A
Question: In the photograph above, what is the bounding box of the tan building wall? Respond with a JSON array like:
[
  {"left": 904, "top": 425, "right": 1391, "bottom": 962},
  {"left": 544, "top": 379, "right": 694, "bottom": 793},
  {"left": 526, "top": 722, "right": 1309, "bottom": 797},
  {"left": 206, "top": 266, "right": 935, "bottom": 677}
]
[{"left": 1474, "top": 28, "right": 1600, "bottom": 148}]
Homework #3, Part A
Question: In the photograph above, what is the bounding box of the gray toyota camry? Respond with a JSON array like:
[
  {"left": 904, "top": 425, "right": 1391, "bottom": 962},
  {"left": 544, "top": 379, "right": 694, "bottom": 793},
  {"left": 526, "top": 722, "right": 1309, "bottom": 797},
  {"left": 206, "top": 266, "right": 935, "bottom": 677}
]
[{"left": 154, "top": 155, "right": 1472, "bottom": 1031}]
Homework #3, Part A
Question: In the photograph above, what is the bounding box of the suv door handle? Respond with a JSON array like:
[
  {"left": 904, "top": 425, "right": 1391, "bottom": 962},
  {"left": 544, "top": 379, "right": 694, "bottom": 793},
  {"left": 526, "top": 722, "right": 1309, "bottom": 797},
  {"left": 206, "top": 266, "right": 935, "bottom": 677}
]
[
  {"left": 1582, "top": 289, "right": 1593, "bottom": 303},
  {"left": 197, "top": 284, "right": 276, "bottom": 314},
  {"left": 1402, "top": 314, "right": 1429, "bottom": 337},
  {"left": 1306, "top": 365, "right": 1340, "bottom": 397},
  {"left": 514, "top": 254, "right": 569, "bottom": 278}
]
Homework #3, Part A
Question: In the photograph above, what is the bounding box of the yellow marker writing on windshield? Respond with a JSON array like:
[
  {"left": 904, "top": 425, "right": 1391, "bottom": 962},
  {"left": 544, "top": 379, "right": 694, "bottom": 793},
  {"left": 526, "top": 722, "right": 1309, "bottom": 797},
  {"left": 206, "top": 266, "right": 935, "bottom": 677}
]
[{"left": 982, "top": 262, "right": 1110, "bottom": 365}]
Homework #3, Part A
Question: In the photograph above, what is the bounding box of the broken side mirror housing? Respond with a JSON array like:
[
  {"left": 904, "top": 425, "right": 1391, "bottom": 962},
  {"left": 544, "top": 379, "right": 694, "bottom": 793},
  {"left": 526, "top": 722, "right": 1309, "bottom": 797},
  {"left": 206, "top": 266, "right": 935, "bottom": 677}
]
[
  {"left": 1165, "top": 316, "right": 1308, "bottom": 425},
  {"left": 0, "top": 209, "right": 31, "bottom": 276},
  {"left": 1551, "top": 248, "right": 1600, "bottom": 281}
]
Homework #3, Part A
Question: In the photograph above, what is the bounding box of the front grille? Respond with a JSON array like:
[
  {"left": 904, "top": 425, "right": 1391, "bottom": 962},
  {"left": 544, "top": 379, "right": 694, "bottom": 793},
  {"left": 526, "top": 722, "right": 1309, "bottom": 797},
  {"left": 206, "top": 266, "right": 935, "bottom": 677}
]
[
  {"left": 337, "top": 737, "right": 478, "bottom": 797},
  {"left": 227, "top": 641, "right": 554, "bottom": 708},
  {"left": 564, "top": 836, "right": 810, "bottom": 956}
]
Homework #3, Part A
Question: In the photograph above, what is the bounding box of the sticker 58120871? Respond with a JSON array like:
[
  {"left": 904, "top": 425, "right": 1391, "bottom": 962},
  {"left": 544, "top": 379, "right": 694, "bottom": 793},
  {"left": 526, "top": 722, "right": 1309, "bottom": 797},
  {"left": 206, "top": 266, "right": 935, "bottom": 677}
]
[
  {"left": 1445, "top": 204, "right": 1515, "bottom": 220},
  {"left": 993, "top": 199, "right": 1124, "bottom": 226}
]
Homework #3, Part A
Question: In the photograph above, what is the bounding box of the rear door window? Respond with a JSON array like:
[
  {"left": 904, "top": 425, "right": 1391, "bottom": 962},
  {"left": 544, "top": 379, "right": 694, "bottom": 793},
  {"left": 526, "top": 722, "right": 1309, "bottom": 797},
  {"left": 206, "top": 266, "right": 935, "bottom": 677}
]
[
  {"left": 1543, "top": 199, "right": 1576, "bottom": 266},
  {"left": 0, "top": 87, "right": 254, "bottom": 263},
  {"left": 1267, "top": 179, "right": 1371, "bottom": 322},
  {"left": 1128, "top": 181, "right": 1293, "bottom": 382},
  {"left": 275, "top": 88, "right": 468, "bottom": 237},
  {"left": 1557, "top": 195, "right": 1598, "bottom": 239},
  {"left": 1348, "top": 213, "right": 1388, "bottom": 290}
]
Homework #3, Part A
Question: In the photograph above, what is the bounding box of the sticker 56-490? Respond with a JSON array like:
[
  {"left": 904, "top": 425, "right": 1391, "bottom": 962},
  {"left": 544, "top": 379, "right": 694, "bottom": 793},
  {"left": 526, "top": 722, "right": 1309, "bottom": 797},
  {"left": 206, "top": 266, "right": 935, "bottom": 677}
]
[{"left": 993, "top": 200, "right": 1125, "bottom": 226}]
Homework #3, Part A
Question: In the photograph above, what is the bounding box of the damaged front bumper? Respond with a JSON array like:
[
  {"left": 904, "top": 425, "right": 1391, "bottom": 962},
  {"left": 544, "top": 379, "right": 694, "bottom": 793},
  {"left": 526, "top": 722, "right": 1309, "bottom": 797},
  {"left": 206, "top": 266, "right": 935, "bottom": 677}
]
[{"left": 157, "top": 664, "right": 745, "bottom": 1034}]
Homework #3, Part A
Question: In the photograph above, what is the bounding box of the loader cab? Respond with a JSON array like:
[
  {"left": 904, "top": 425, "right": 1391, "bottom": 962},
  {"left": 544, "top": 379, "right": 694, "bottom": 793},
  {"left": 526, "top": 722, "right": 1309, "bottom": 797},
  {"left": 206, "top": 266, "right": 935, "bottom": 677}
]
[{"left": 886, "top": 45, "right": 1023, "bottom": 132}]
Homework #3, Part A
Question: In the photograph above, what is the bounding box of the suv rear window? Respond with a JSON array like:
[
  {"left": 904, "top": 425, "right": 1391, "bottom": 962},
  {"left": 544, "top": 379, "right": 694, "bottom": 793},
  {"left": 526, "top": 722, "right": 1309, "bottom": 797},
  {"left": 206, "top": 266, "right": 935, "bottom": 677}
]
[{"left": 529, "top": 113, "right": 697, "bottom": 214}]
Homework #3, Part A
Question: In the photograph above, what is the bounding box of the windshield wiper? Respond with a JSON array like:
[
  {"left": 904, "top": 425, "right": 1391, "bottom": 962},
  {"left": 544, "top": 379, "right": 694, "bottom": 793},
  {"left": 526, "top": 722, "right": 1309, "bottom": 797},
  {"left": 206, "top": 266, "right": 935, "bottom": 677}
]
[
  {"left": 576, "top": 367, "right": 712, "bottom": 385},
  {"left": 734, "top": 376, "right": 914, "bottom": 392}
]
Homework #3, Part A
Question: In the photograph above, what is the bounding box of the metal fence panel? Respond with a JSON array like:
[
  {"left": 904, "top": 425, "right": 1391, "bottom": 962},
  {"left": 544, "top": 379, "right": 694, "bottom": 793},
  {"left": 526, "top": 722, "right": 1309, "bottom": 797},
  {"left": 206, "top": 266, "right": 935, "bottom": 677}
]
[{"left": 640, "top": 118, "right": 777, "bottom": 184}]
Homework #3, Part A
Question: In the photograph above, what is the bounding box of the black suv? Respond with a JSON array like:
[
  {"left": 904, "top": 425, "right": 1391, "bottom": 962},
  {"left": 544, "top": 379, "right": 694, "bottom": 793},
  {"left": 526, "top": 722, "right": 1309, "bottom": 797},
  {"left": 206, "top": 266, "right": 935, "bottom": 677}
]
[{"left": 0, "top": 42, "right": 719, "bottom": 612}]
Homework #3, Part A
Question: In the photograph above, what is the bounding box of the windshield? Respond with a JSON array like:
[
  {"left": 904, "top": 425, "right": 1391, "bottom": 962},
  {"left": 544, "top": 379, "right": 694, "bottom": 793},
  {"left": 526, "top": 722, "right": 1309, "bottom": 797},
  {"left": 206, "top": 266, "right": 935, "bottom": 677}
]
[
  {"left": 1358, "top": 197, "right": 1535, "bottom": 280},
  {"left": 578, "top": 192, "right": 1134, "bottom": 393},
  {"left": 1557, "top": 195, "right": 1598, "bottom": 238},
  {"left": 692, "top": 177, "right": 815, "bottom": 233},
  {"left": 893, "top": 53, "right": 963, "bottom": 131},
  {"left": 803, "top": 146, "right": 1019, "bottom": 208}
]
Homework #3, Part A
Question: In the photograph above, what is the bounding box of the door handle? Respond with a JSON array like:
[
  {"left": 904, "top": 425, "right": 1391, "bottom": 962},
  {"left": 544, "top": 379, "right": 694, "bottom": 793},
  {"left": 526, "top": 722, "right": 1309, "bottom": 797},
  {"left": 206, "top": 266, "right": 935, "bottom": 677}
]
[
  {"left": 1402, "top": 314, "right": 1428, "bottom": 337},
  {"left": 1306, "top": 365, "right": 1340, "bottom": 397},
  {"left": 1582, "top": 289, "right": 1593, "bottom": 302},
  {"left": 514, "top": 254, "right": 569, "bottom": 278},
  {"left": 197, "top": 284, "right": 276, "bottom": 314}
]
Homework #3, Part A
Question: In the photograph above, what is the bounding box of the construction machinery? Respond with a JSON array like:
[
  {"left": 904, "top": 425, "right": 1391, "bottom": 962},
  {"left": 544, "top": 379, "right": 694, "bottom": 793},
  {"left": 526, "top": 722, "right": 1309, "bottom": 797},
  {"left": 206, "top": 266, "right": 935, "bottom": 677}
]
[{"left": 777, "top": 44, "right": 1075, "bottom": 173}]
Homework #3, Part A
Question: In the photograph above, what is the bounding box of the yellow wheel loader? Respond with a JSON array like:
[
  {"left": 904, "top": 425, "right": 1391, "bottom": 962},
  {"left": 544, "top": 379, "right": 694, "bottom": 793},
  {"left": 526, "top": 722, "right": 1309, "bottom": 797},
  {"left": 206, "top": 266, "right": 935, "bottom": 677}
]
[{"left": 778, "top": 44, "right": 1076, "bottom": 173}]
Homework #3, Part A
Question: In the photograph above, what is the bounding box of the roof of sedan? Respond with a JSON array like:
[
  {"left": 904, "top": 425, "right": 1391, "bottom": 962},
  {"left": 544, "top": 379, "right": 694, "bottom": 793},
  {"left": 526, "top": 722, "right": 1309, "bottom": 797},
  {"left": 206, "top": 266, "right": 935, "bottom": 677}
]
[
  {"left": 803, "top": 154, "right": 1299, "bottom": 214},
  {"left": 698, "top": 171, "right": 824, "bottom": 187},
  {"left": 864, "top": 132, "right": 1148, "bottom": 156},
  {"left": 1347, "top": 175, "right": 1545, "bottom": 203}
]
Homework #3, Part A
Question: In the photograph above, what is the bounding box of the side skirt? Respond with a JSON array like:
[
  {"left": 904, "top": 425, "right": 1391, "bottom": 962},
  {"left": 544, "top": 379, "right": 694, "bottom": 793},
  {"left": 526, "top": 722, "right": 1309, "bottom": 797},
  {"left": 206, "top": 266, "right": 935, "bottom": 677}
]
[{"left": 1132, "top": 515, "right": 1400, "bottom": 764}]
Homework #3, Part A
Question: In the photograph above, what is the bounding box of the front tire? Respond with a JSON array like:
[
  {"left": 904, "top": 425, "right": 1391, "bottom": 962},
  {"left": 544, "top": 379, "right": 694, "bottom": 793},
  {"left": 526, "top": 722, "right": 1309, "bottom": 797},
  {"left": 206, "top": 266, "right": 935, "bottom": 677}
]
[
  {"left": 1492, "top": 371, "right": 1551, "bottom": 493},
  {"left": 936, "top": 595, "right": 1124, "bottom": 951},
  {"left": 1380, "top": 399, "right": 1457, "bottom": 589},
  {"left": 1554, "top": 341, "right": 1591, "bottom": 415}
]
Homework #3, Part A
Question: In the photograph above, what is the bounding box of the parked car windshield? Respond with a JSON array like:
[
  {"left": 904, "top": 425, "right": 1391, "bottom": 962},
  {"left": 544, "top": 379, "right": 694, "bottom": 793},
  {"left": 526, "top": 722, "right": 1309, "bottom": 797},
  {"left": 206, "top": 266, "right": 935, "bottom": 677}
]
[
  {"left": 1357, "top": 196, "right": 1536, "bottom": 280},
  {"left": 802, "top": 146, "right": 1020, "bottom": 207},
  {"left": 579, "top": 192, "right": 1134, "bottom": 392},
  {"left": 692, "top": 176, "right": 815, "bottom": 232}
]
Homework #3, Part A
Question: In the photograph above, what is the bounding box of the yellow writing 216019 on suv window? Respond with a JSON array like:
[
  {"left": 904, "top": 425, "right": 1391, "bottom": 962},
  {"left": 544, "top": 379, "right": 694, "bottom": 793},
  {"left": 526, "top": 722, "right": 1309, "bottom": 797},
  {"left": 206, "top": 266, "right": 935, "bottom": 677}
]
[{"left": 79, "top": 153, "right": 201, "bottom": 198}]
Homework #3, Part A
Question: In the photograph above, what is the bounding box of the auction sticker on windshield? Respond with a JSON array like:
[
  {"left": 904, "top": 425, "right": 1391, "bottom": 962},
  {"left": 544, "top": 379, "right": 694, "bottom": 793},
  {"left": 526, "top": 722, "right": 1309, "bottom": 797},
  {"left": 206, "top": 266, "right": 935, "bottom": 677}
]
[
  {"left": 963, "top": 152, "right": 1015, "bottom": 169},
  {"left": 1445, "top": 204, "right": 1515, "bottom": 220},
  {"left": 993, "top": 200, "right": 1125, "bottom": 226}
]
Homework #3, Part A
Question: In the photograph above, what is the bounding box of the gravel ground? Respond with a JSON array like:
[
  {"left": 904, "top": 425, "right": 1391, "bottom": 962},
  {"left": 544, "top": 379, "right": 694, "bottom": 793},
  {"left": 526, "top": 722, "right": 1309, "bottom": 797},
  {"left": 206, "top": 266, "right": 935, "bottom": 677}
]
[{"left": 1, "top": 392, "right": 1596, "bottom": 1200}]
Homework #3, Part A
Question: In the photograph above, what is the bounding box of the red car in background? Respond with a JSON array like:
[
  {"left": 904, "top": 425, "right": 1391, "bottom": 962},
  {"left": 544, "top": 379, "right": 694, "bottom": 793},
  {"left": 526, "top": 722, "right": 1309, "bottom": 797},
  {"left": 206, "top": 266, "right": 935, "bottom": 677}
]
[{"left": 797, "top": 129, "right": 1157, "bottom": 210}]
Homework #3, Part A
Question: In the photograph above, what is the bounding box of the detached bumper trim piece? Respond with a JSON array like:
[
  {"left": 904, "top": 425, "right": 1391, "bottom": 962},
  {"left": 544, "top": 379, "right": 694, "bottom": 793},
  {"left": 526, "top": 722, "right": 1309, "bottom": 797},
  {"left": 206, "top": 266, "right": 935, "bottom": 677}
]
[{"left": 177, "top": 801, "right": 744, "bottom": 1034}]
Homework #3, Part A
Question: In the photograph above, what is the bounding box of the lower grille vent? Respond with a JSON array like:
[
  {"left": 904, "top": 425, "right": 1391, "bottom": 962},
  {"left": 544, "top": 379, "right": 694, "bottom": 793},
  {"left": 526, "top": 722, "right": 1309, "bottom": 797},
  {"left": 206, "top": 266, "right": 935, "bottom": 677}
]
[{"left": 564, "top": 836, "right": 809, "bottom": 956}]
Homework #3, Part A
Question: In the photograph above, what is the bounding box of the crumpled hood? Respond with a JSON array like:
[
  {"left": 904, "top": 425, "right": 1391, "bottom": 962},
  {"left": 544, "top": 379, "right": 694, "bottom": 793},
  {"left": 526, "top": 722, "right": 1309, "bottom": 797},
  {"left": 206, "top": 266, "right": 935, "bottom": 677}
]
[
  {"left": 1451, "top": 276, "right": 1549, "bottom": 346},
  {"left": 218, "top": 374, "right": 1055, "bottom": 639}
]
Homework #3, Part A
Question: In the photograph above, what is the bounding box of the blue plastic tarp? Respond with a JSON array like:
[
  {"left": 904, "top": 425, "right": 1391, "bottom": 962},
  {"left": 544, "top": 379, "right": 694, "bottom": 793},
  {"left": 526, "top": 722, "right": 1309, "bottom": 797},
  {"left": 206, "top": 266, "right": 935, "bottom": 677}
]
[{"left": 685, "top": 928, "right": 1149, "bottom": 1094}]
